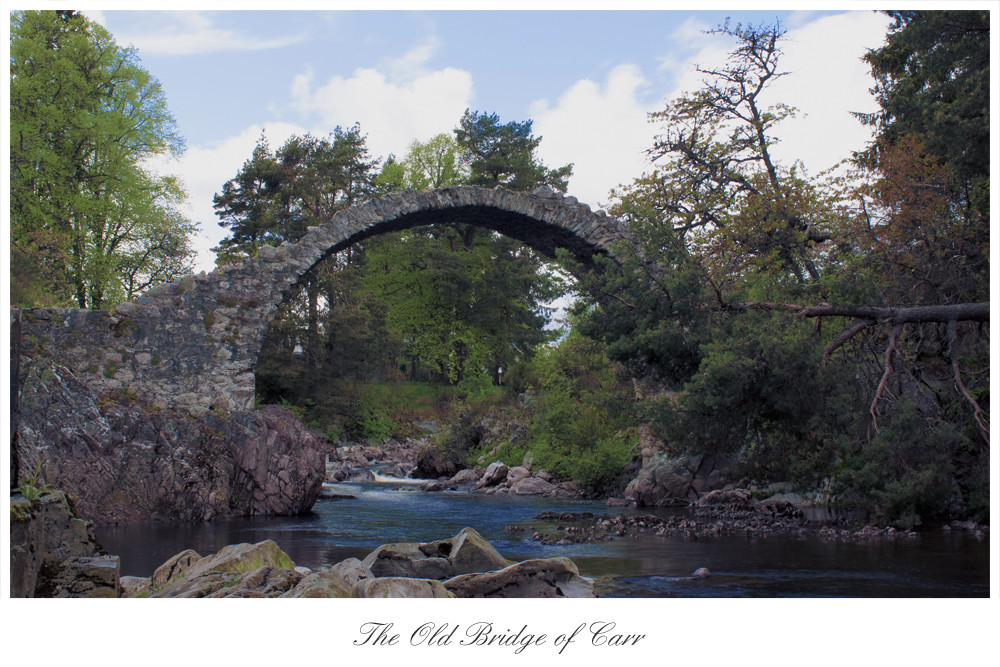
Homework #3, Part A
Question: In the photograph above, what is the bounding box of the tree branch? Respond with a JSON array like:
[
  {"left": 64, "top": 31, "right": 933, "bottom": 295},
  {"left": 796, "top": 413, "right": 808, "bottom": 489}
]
[
  {"left": 823, "top": 319, "right": 876, "bottom": 364},
  {"left": 947, "top": 319, "right": 989, "bottom": 448},
  {"left": 869, "top": 324, "right": 902, "bottom": 434},
  {"left": 733, "top": 301, "right": 989, "bottom": 325}
]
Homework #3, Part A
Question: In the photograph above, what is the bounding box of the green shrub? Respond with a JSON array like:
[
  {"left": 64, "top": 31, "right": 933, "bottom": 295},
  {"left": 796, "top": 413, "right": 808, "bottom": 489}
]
[
  {"left": 455, "top": 373, "right": 497, "bottom": 401},
  {"left": 833, "top": 399, "right": 977, "bottom": 529},
  {"left": 346, "top": 396, "right": 395, "bottom": 442}
]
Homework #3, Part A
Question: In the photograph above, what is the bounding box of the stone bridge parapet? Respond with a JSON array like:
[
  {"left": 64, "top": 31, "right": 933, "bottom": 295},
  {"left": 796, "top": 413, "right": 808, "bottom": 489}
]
[{"left": 17, "top": 186, "right": 629, "bottom": 416}]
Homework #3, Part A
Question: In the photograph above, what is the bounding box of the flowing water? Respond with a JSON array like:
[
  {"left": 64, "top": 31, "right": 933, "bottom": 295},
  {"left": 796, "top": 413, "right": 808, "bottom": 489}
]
[{"left": 95, "top": 479, "right": 989, "bottom": 597}]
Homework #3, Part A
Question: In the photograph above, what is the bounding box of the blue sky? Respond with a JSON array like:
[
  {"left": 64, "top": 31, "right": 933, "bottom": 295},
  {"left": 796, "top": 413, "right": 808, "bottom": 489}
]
[{"left": 19, "top": 4, "right": 894, "bottom": 271}]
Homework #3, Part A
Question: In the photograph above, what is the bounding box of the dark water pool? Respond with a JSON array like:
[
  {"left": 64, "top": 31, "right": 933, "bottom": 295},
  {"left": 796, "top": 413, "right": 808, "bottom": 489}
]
[{"left": 94, "top": 481, "right": 989, "bottom": 597}]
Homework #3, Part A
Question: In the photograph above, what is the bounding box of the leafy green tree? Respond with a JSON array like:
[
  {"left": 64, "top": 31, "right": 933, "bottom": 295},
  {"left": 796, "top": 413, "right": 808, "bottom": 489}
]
[
  {"left": 455, "top": 109, "right": 573, "bottom": 192},
  {"left": 404, "top": 133, "right": 468, "bottom": 189},
  {"left": 363, "top": 228, "right": 562, "bottom": 383},
  {"left": 373, "top": 133, "right": 466, "bottom": 194},
  {"left": 214, "top": 125, "right": 381, "bottom": 387},
  {"left": 520, "top": 328, "right": 637, "bottom": 495},
  {"left": 10, "top": 10, "right": 195, "bottom": 309}
]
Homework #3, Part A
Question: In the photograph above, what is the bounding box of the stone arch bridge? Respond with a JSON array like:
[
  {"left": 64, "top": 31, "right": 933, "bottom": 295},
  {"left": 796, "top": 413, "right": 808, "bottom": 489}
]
[{"left": 18, "top": 186, "right": 630, "bottom": 416}]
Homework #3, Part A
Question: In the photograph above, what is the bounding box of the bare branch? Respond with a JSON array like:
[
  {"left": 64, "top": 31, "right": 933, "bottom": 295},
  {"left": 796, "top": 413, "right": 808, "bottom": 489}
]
[
  {"left": 947, "top": 319, "right": 989, "bottom": 448},
  {"left": 869, "top": 324, "right": 903, "bottom": 433},
  {"left": 823, "top": 319, "right": 876, "bottom": 364}
]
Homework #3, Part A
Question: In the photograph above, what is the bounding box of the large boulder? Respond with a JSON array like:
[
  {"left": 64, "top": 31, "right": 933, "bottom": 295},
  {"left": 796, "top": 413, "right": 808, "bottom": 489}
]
[
  {"left": 440, "top": 527, "right": 511, "bottom": 574},
  {"left": 363, "top": 544, "right": 453, "bottom": 579},
  {"left": 624, "top": 454, "right": 727, "bottom": 506},
  {"left": 444, "top": 557, "right": 596, "bottom": 598},
  {"left": 415, "top": 446, "right": 459, "bottom": 479},
  {"left": 15, "top": 359, "right": 325, "bottom": 524},
  {"left": 449, "top": 468, "right": 482, "bottom": 485},
  {"left": 148, "top": 540, "right": 298, "bottom": 598},
  {"left": 283, "top": 569, "right": 354, "bottom": 598},
  {"left": 505, "top": 466, "right": 531, "bottom": 485},
  {"left": 205, "top": 565, "right": 302, "bottom": 598},
  {"left": 327, "top": 557, "right": 372, "bottom": 586},
  {"left": 479, "top": 461, "right": 509, "bottom": 487},
  {"left": 510, "top": 477, "right": 557, "bottom": 496},
  {"left": 362, "top": 527, "right": 511, "bottom": 579},
  {"left": 150, "top": 549, "right": 202, "bottom": 588},
  {"left": 353, "top": 577, "right": 454, "bottom": 598},
  {"left": 183, "top": 539, "right": 295, "bottom": 579},
  {"left": 697, "top": 488, "right": 752, "bottom": 507}
]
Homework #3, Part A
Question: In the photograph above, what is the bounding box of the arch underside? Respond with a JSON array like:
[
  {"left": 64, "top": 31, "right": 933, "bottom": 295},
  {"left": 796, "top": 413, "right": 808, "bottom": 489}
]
[{"left": 315, "top": 205, "right": 605, "bottom": 268}]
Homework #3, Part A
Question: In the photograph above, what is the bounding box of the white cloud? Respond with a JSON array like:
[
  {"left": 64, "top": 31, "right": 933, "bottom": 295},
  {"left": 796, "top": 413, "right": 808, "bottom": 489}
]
[
  {"left": 658, "top": 12, "right": 892, "bottom": 177},
  {"left": 528, "top": 11, "right": 890, "bottom": 211},
  {"left": 765, "top": 11, "right": 893, "bottom": 174},
  {"left": 530, "top": 64, "right": 656, "bottom": 209},
  {"left": 290, "top": 63, "right": 475, "bottom": 162},
  {"left": 383, "top": 35, "right": 442, "bottom": 81},
  {"left": 101, "top": 11, "right": 306, "bottom": 56}
]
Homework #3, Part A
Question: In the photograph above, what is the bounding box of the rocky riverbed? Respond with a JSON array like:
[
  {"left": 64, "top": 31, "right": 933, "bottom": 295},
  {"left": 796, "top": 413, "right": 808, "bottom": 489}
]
[
  {"left": 324, "top": 436, "right": 589, "bottom": 498},
  {"left": 511, "top": 489, "right": 989, "bottom": 545}
]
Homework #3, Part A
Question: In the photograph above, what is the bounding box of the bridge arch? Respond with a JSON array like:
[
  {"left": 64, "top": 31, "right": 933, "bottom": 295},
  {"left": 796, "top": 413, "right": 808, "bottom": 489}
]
[{"left": 20, "top": 186, "right": 630, "bottom": 416}]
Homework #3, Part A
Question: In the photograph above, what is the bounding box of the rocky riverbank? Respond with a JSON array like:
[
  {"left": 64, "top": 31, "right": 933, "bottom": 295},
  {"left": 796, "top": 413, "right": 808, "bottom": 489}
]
[
  {"left": 11, "top": 487, "right": 595, "bottom": 598},
  {"left": 15, "top": 358, "right": 325, "bottom": 524},
  {"left": 512, "top": 489, "right": 989, "bottom": 545},
  {"left": 324, "top": 435, "right": 589, "bottom": 498}
]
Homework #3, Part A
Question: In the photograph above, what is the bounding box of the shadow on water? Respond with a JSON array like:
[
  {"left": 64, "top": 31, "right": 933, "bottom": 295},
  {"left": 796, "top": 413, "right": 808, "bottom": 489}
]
[{"left": 95, "top": 481, "right": 989, "bottom": 597}]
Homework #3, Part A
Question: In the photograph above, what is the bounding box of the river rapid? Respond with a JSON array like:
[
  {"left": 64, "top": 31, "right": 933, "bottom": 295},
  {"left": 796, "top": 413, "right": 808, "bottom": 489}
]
[{"left": 95, "top": 477, "right": 989, "bottom": 597}]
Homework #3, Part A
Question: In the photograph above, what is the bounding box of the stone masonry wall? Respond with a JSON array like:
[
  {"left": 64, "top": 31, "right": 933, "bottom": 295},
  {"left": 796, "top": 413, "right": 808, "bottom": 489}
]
[{"left": 17, "top": 186, "right": 628, "bottom": 417}]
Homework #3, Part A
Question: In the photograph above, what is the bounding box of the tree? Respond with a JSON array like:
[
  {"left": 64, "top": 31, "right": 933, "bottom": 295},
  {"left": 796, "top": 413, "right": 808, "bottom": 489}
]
[
  {"left": 212, "top": 134, "right": 286, "bottom": 264},
  {"left": 455, "top": 109, "right": 572, "bottom": 192},
  {"left": 573, "top": 18, "right": 989, "bottom": 526},
  {"left": 363, "top": 227, "right": 562, "bottom": 383},
  {"left": 213, "top": 125, "right": 378, "bottom": 262},
  {"left": 213, "top": 126, "right": 384, "bottom": 399},
  {"left": 858, "top": 10, "right": 990, "bottom": 214},
  {"left": 10, "top": 10, "right": 194, "bottom": 309}
]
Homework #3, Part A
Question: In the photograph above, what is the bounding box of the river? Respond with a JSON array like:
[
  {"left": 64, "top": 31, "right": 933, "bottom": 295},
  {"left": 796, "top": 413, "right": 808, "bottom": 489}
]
[{"left": 95, "top": 479, "right": 989, "bottom": 597}]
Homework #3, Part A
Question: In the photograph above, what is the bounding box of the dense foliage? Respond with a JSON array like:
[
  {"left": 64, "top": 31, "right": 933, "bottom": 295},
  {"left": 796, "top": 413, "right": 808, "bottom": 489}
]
[
  {"left": 10, "top": 10, "right": 195, "bottom": 309},
  {"left": 572, "top": 15, "right": 989, "bottom": 526}
]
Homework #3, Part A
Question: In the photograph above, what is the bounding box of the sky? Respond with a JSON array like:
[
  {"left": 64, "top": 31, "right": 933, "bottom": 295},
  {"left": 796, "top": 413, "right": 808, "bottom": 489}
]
[{"left": 61, "top": 4, "right": 894, "bottom": 273}]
